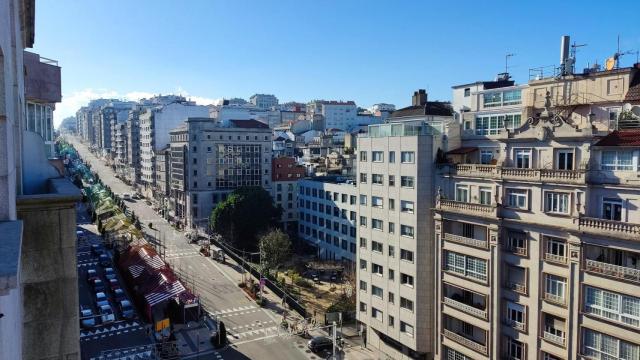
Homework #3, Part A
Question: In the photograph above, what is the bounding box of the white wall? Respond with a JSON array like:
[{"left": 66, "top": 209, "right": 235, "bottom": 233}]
[{"left": 153, "top": 103, "right": 208, "bottom": 151}]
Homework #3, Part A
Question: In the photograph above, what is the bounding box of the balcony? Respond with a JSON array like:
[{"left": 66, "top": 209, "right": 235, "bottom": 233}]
[
  {"left": 444, "top": 233, "right": 488, "bottom": 249},
  {"left": 544, "top": 252, "right": 568, "bottom": 265},
  {"left": 437, "top": 199, "right": 498, "bottom": 219},
  {"left": 443, "top": 329, "right": 487, "bottom": 355},
  {"left": 443, "top": 296, "right": 487, "bottom": 320},
  {"left": 506, "top": 319, "right": 526, "bottom": 332},
  {"left": 543, "top": 331, "right": 566, "bottom": 347},
  {"left": 544, "top": 292, "right": 566, "bottom": 306},
  {"left": 507, "top": 244, "right": 527, "bottom": 256},
  {"left": 444, "top": 164, "right": 500, "bottom": 179},
  {"left": 579, "top": 216, "right": 640, "bottom": 240},
  {"left": 506, "top": 281, "right": 527, "bottom": 294},
  {"left": 441, "top": 164, "right": 586, "bottom": 185},
  {"left": 23, "top": 51, "right": 61, "bottom": 103},
  {"left": 584, "top": 259, "right": 640, "bottom": 284}
]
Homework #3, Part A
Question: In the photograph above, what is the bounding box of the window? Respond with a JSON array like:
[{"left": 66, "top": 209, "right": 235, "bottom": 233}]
[
  {"left": 372, "top": 151, "right": 383, "bottom": 162},
  {"left": 360, "top": 194, "right": 367, "bottom": 205},
  {"left": 372, "top": 174, "right": 383, "bottom": 185},
  {"left": 359, "top": 237, "right": 367, "bottom": 248},
  {"left": 360, "top": 173, "right": 367, "bottom": 183},
  {"left": 464, "top": 88, "right": 471, "bottom": 97},
  {"left": 583, "top": 328, "right": 639, "bottom": 360},
  {"left": 359, "top": 280, "right": 367, "bottom": 291},
  {"left": 371, "top": 241, "right": 383, "bottom": 253},
  {"left": 388, "top": 222, "right": 395, "bottom": 234},
  {"left": 388, "top": 292, "right": 395, "bottom": 304},
  {"left": 400, "top": 176, "right": 414, "bottom": 188},
  {"left": 341, "top": 194, "right": 347, "bottom": 203},
  {"left": 359, "top": 302, "right": 367, "bottom": 312},
  {"left": 503, "top": 90, "right": 522, "bottom": 105},
  {"left": 475, "top": 114, "right": 522, "bottom": 135},
  {"left": 359, "top": 216, "right": 367, "bottom": 227},
  {"left": 400, "top": 225, "right": 414, "bottom": 238},
  {"left": 388, "top": 151, "right": 395, "bottom": 163},
  {"left": 556, "top": 149, "right": 574, "bottom": 170},
  {"left": 601, "top": 150, "right": 634, "bottom": 171},
  {"left": 388, "top": 269, "right": 395, "bottom": 281},
  {"left": 400, "top": 249, "right": 414, "bottom": 262},
  {"left": 506, "top": 231, "right": 527, "bottom": 255},
  {"left": 479, "top": 187, "right": 492, "bottom": 205},
  {"left": 603, "top": 198, "right": 623, "bottom": 221},
  {"left": 446, "top": 348, "right": 474, "bottom": 360},
  {"left": 400, "top": 200, "right": 414, "bottom": 213},
  {"left": 480, "top": 149, "right": 494, "bottom": 164},
  {"left": 372, "top": 219, "right": 383, "bottom": 230},
  {"left": 372, "top": 196, "right": 383, "bottom": 208},
  {"left": 483, "top": 92, "right": 502, "bottom": 108},
  {"left": 350, "top": 195, "right": 356, "bottom": 205},
  {"left": 505, "top": 337, "right": 524, "bottom": 360},
  {"left": 400, "top": 273, "right": 414, "bottom": 287},
  {"left": 506, "top": 188, "right": 528, "bottom": 209},
  {"left": 545, "top": 274, "right": 566, "bottom": 303},
  {"left": 455, "top": 185, "right": 469, "bottom": 202},
  {"left": 506, "top": 302, "right": 525, "bottom": 329},
  {"left": 359, "top": 151, "right": 367, "bottom": 162},
  {"left": 585, "top": 287, "right": 640, "bottom": 328},
  {"left": 400, "top": 297, "right": 414, "bottom": 311},
  {"left": 372, "top": 285, "right": 383, "bottom": 299},
  {"left": 389, "top": 198, "right": 395, "bottom": 210},
  {"left": 372, "top": 263, "right": 383, "bottom": 276},
  {"left": 545, "top": 237, "right": 566, "bottom": 262},
  {"left": 444, "top": 251, "right": 487, "bottom": 282},
  {"left": 388, "top": 175, "right": 395, "bottom": 187},
  {"left": 400, "top": 322, "right": 414, "bottom": 337},
  {"left": 401, "top": 151, "right": 415, "bottom": 163},
  {"left": 359, "top": 259, "right": 367, "bottom": 271},
  {"left": 388, "top": 245, "right": 395, "bottom": 257},
  {"left": 388, "top": 315, "right": 394, "bottom": 327},
  {"left": 545, "top": 192, "right": 570, "bottom": 214},
  {"left": 514, "top": 148, "right": 532, "bottom": 168}
]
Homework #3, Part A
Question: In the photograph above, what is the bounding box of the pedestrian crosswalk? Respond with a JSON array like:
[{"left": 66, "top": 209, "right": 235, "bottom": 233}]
[
  {"left": 81, "top": 321, "right": 145, "bottom": 342},
  {"left": 226, "top": 325, "right": 279, "bottom": 342},
  {"left": 208, "top": 305, "right": 257, "bottom": 317},
  {"left": 164, "top": 250, "right": 200, "bottom": 260},
  {"left": 89, "top": 346, "right": 153, "bottom": 360}
]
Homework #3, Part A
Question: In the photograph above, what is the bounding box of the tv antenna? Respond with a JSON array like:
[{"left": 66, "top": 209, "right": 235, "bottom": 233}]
[
  {"left": 608, "top": 35, "right": 638, "bottom": 69},
  {"left": 505, "top": 53, "right": 515, "bottom": 74}
]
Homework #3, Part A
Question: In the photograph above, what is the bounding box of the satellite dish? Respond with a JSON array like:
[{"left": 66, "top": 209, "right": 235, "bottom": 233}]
[
  {"left": 632, "top": 106, "right": 640, "bottom": 118},
  {"left": 605, "top": 57, "right": 616, "bottom": 71},
  {"left": 623, "top": 103, "right": 633, "bottom": 112}
]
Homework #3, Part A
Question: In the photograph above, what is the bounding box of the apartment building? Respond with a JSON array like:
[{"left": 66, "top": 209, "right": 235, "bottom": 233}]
[
  {"left": 297, "top": 177, "right": 358, "bottom": 262},
  {"left": 356, "top": 93, "right": 455, "bottom": 360},
  {"left": 139, "top": 100, "right": 208, "bottom": 191},
  {"left": 169, "top": 118, "right": 272, "bottom": 229},
  {"left": 250, "top": 93, "right": 279, "bottom": 110},
  {"left": 307, "top": 100, "right": 359, "bottom": 131},
  {"left": 113, "top": 121, "right": 127, "bottom": 175},
  {"left": 126, "top": 107, "right": 143, "bottom": 184},
  {"left": 271, "top": 156, "right": 305, "bottom": 233},
  {"left": 433, "top": 63, "right": 640, "bottom": 360}
]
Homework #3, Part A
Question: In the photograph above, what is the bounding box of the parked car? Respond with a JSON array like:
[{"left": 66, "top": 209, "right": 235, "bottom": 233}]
[
  {"left": 104, "top": 267, "right": 116, "bottom": 281},
  {"left": 122, "top": 193, "right": 131, "bottom": 200},
  {"left": 113, "top": 288, "right": 126, "bottom": 302},
  {"left": 98, "top": 254, "right": 110, "bottom": 267},
  {"left": 308, "top": 336, "right": 333, "bottom": 353},
  {"left": 119, "top": 300, "right": 135, "bottom": 319},
  {"left": 330, "top": 271, "right": 339, "bottom": 282},
  {"left": 108, "top": 278, "right": 120, "bottom": 291},
  {"left": 99, "top": 304, "right": 116, "bottom": 323},
  {"left": 95, "top": 292, "right": 109, "bottom": 308},
  {"left": 80, "top": 306, "right": 96, "bottom": 328},
  {"left": 311, "top": 273, "right": 320, "bottom": 284},
  {"left": 92, "top": 279, "right": 106, "bottom": 293},
  {"left": 86, "top": 268, "right": 99, "bottom": 283}
]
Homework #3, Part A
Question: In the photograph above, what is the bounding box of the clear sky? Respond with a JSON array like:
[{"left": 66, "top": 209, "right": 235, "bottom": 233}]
[{"left": 32, "top": 0, "right": 640, "bottom": 126}]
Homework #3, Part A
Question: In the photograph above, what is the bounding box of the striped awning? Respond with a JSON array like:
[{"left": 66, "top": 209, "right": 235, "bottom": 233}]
[{"left": 144, "top": 280, "right": 187, "bottom": 306}]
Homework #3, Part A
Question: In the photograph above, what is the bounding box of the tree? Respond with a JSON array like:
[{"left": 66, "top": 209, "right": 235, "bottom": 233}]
[
  {"left": 259, "top": 229, "right": 291, "bottom": 274},
  {"left": 210, "top": 186, "right": 281, "bottom": 251}
]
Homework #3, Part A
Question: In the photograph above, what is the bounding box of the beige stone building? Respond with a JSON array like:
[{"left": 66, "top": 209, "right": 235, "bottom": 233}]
[{"left": 434, "top": 64, "right": 640, "bottom": 360}]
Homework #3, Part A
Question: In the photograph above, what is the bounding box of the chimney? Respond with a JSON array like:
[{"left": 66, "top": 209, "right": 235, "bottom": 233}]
[{"left": 412, "top": 89, "right": 428, "bottom": 107}]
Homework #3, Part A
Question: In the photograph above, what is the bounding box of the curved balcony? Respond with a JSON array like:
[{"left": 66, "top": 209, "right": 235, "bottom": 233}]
[{"left": 437, "top": 199, "right": 498, "bottom": 219}]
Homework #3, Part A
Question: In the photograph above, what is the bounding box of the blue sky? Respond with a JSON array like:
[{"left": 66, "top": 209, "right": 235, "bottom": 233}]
[{"left": 33, "top": 0, "right": 640, "bottom": 126}]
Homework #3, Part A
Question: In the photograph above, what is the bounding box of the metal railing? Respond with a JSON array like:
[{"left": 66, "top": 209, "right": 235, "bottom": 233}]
[
  {"left": 443, "top": 297, "right": 487, "bottom": 319},
  {"left": 544, "top": 252, "right": 568, "bottom": 264},
  {"left": 584, "top": 259, "right": 640, "bottom": 283},
  {"left": 443, "top": 233, "right": 488, "bottom": 249},
  {"left": 506, "top": 281, "right": 527, "bottom": 294},
  {"left": 543, "top": 331, "right": 566, "bottom": 347},
  {"left": 544, "top": 292, "right": 566, "bottom": 306},
  {"left": 443, "top": 329, "right": 487, "bottom": 355},
  {"left": 506, "top": 319, "right": 525, "bottom": 331}
]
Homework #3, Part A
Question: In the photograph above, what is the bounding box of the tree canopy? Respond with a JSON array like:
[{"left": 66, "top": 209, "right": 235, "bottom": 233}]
[
  {"left": 210, "top": 186, "right": 281, "bottom": 251},
  {"left": 259, "top": 229, "right": 291, "bottom": 274}
]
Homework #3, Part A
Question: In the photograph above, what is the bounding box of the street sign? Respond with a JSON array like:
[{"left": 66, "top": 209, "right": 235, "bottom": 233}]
[{"left": 155, "top": 318, "right": 170, "bottom": 332}]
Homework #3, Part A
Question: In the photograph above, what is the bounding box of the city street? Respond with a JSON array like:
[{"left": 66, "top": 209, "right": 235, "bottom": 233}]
[{"left": 69, "top": 138, "right": 326, "bottom": 360}]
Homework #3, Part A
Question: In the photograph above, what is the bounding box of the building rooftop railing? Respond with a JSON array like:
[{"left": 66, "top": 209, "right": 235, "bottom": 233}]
[{"left": 362, "top": 122, "right": 442, "bottom": 138}]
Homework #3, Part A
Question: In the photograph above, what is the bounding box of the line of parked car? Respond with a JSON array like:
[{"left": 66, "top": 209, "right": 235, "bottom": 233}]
[{"left": 80, "top": 244, "right": 135, "bottom": 329}]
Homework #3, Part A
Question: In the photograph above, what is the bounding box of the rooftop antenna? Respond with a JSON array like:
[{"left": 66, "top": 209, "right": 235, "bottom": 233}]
[
  {"left": 608, "top": 35, "right": 638, "bottom": 69},
  {"left": 505, "top": 53, "right": 515, "bottom": 74}
]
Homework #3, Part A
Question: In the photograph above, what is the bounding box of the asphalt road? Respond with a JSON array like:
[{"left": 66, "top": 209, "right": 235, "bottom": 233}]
[{"left": 69, "top": 137, "right": 327, "bottom": 360}]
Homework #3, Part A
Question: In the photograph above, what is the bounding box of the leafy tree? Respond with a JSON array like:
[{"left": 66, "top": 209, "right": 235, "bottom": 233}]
[
  {"left": 259, "top": 229, "right": 291, "bottom": 274},
  {"left": 210, "top": 186, "right": 281, "bottom": 251}
]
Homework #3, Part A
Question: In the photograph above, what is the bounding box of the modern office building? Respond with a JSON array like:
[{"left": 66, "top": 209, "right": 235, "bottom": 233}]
[
  {"left": 297, "top": 176, "right": 358, "bottom": 262},
  {"left": 169, "top": 118, "right": 272, "bottom": 229},
  {"left": 433, "top": 59, "right": 640, "bottom": 359},
  {"left": 271, "top": 156, "right": 305, "bottom": 233}
]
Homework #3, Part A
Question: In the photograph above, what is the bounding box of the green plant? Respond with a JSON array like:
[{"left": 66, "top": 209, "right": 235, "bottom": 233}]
[{"left": 294, "top": 277, "right": 312, "bottom": 288}]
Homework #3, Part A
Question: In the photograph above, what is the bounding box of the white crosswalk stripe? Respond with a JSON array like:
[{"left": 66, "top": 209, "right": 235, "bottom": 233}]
[
  {"left": 80, "top": 321, "right": 143, "bottom": 341},
  {"left": 209, "top": 305, "right": 256, "bottom": 317},
  {"left": 227, "top": 326, "right": 278, "bottom": 342}
]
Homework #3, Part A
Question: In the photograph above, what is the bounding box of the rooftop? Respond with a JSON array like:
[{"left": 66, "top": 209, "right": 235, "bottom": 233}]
[
  {"left": 229, "top": 119, "right": 269, "bottom": 129},
  {"left": 594, "top": 130, "right": 640, "bottom": 147},
  {"left": 389, "top": 101, "right": 452, "bottom": 118},
  {"left": 304, "top": 175, "right": 356, "bottom": 185}
]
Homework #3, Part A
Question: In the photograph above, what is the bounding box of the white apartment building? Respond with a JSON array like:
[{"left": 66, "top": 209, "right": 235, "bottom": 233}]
[
  {"left": 139, "top": 101, "right": 208, "bottom": 189},
  {"left": 250, "top": 93, "right": 278, "bottom": 110},
  {"left": 169, "top": 118, "right": 272, "bottom": 229},
  {"left": 356, "top": 116, "right": 455, "bottom": 359},
  {"left": 307, "top": 100, "right": 359, "bottom": 131},
  {"left": 433, "top": 64, "right": 640, "bottom": 360},
  {"left": 297, "top": 177, "right": 358, "bottom": 262}
]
